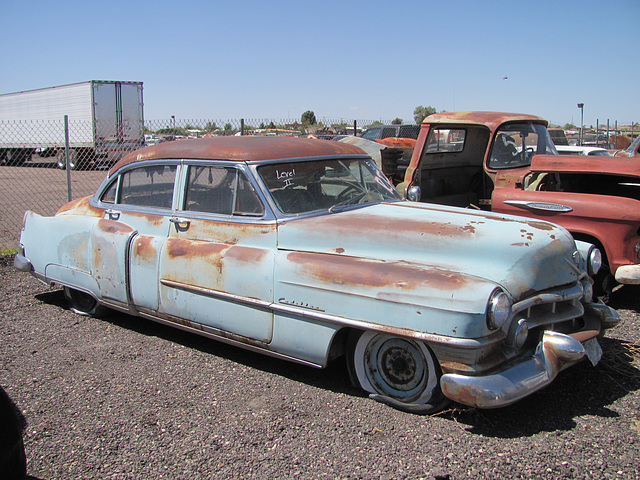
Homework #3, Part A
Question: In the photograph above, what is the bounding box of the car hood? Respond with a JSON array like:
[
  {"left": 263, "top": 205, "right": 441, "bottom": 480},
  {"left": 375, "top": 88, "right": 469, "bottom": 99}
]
[
  {"left": 277, "top": 201, "right": 581, "bottom": 303},
  {"left": 531, "top": 154, "right": 638, "bottom": 176}
]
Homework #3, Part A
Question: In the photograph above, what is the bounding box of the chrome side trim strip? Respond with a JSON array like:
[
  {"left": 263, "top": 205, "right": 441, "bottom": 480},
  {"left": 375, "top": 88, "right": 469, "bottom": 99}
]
[{"left": 159, "top": 278, "right": 501, "bottom": 349}]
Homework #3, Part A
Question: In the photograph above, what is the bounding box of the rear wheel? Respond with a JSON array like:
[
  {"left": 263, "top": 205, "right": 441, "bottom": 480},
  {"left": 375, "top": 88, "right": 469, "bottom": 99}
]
[
  {"left": 64, "top": 287, "right": 106, "bottom": 317},
  {"left": 347, "top": 331, "right": 446, "bottom": 412}
]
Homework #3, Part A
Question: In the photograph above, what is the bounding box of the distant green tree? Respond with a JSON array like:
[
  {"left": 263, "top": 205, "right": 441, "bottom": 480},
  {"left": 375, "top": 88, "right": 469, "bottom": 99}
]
[
  {"left": 391, "top": 118, "right": 403, "bottom": 125},
  {"left": 268, "top": 121, "right": 276, "bottom": 129},
  {"left": 414, "top": 105, "right": 437, "bottom": 124},
  {"left": 204, "top": 121, "right": 218, "bottom": 132},
  {"left": 563, "top": 123, "right": 576, "bottom": 130},
  {"left": 301, "top": 110, "right": 317, "bottom": 126},
  {"left": 223, "top": 123, "right": 234, "bottom": 136}
]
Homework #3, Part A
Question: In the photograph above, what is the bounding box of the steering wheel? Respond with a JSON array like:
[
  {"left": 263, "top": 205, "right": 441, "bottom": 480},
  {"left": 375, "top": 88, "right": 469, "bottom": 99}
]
[{"left": 335, "top": 183, "right": 365, "bottom": 202}]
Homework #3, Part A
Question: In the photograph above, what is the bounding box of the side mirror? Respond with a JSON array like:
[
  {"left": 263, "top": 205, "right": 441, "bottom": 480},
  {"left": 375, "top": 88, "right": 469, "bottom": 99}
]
[{"left": 406, "top": 185, "right": 421, "bottom": 202}]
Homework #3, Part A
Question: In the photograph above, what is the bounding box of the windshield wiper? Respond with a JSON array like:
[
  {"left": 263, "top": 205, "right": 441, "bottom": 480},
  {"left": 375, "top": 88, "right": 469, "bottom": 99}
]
[{"left": 328, "top": 192, "right": 368, "bottom": 212}]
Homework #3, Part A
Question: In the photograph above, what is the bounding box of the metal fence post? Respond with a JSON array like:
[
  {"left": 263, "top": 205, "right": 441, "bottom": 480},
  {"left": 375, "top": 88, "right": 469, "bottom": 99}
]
[{"left": 64, "top": 115, "right": 72, "bottom": 202}]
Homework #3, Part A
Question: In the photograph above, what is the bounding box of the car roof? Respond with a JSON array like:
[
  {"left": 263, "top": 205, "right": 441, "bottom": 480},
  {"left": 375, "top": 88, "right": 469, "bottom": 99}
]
[
  {"left": 555, "top": 145, "right": 610, "bottom": 155},
  {"left": 422, "top": 111, "right": 547, "bottom": 132},
  {"left": 110, "top": 136, "right": 368, "bottom": 175}
]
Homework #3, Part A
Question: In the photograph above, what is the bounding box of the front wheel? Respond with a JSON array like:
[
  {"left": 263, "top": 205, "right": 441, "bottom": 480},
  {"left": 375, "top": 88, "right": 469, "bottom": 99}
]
[{"left": 347, "top": 331, "right": 446, "bottom": 412}]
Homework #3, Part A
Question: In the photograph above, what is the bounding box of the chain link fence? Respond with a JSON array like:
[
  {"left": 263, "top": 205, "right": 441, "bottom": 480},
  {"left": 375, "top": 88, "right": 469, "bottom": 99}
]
[
  {"left": 2, "top": 117, "right": 637, "bottom": 250},
  {"left": 0, "top": 117, "right": 391, "bottom": 250}
]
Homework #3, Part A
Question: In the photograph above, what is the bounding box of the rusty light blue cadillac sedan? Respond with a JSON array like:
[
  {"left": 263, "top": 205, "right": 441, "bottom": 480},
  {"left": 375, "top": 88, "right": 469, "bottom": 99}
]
[{"left": 14, "top": 136, "right": 619, "bottom": 412}]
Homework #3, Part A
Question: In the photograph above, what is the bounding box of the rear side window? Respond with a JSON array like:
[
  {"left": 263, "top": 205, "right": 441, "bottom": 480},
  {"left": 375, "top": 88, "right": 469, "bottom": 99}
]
[
  {"left": 119, "top": 165, "right": 177, "bottom": 209},
  {"left": 184, "top": 165, "right": 264, "bottom": 217}
]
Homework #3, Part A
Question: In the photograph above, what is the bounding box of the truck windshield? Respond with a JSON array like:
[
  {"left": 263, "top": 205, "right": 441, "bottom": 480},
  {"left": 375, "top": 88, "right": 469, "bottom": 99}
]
[{"left": 488, "top": 123, "right": 558, "bottom": 169}]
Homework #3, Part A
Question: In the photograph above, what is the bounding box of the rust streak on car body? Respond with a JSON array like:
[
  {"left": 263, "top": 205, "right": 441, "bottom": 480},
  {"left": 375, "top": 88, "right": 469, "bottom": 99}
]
[
  {"left": 133, "top": 236, "right": 157, "bottom": 263},
  {"left": 166, "top": 238, "right": 227, "bottom": 258},
  {"left": 226, "top": 246, "right": 268, "bottom": 264},
  {"left": 57, "top": 196, "right": 103, "bottom": 217},
  {"left": 96, "top": 218, "right": 134, "bottom": 234},
  {"left": 287, "top": 251, "right": 469, "bottom": 291}
]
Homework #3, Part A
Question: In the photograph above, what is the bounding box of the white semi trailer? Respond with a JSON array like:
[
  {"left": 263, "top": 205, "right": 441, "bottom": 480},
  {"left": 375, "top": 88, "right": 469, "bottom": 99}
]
[{"left": 0, "top": 81, "right": 144, "bottom": 169}]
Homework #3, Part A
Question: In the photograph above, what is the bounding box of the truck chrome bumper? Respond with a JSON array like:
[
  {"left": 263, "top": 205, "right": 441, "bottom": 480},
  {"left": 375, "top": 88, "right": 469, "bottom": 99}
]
[
  {"left": 440, "top": 331, "right": 600, "bottom": 408},
  {"left": 615, "top": 264, "right": 640, "bottom": 284}
]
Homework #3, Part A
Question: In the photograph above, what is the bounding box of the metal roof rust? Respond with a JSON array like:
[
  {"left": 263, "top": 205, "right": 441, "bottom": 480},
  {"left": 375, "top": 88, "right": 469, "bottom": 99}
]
[
  {"left": 422, "top": 111, "right": 548, "bottom": 132},
  {"left": 110, "top": 136, "right": 367, "bottom": 176}
]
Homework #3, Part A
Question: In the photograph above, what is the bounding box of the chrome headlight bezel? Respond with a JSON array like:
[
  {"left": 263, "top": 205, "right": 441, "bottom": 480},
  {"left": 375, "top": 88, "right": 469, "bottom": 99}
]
[
  {"left": 574, "top": 240, "right": 603, "bottom": 276},
  {"left": 487, "top": 289, "right": 512, "bottom": 330},
  {"left": 588, "top": 247, "right": 602, "bottom": 276}
]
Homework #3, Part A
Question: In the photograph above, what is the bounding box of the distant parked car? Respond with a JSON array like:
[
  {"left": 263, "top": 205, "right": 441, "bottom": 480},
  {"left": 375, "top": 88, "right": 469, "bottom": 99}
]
[
  {"left": 15, "top": 136, "right": 618, "bottom": 412},
  {"left": 361, "top": 124, "right": 419, "bottom": 142},
  {"left": 556, "top": 146, "right": 613, "bottom": 156}
]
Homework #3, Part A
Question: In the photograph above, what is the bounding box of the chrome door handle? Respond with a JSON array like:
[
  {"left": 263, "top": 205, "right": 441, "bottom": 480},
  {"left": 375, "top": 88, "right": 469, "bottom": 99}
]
[
  {"left": 170, "top": 217, "right": 191, "bottom": 229},
  {"left": 104, "top": 209, "right": 121, "bottom": 220}
]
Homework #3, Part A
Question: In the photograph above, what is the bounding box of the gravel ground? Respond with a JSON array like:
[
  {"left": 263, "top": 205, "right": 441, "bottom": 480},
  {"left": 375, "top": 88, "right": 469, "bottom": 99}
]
[{"left": 1, "top": 255, "right": 639, "bottom": 480}]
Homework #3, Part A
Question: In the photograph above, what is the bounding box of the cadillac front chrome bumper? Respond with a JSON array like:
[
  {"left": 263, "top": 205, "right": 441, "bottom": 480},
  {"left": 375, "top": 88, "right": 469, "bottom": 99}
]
[{"left": 440, "top": 330, "right": 602, "bottom": 409}]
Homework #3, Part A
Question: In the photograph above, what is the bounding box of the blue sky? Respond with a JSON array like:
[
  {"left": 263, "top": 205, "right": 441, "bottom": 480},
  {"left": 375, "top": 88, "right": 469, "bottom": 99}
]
[{"left": 1, "top": 0, "right": 638, "bottom": 127}]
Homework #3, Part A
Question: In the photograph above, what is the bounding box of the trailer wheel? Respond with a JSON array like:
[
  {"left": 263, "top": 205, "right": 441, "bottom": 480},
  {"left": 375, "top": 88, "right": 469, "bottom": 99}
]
[
  {"left": 57, "top": 149, "right": 94, "bottom": 170},
  {"left": 57, "top": 149, "right": 77, "bottom": 169},
  {"left": 5, "top": 149, "right": 31, "bottom": 166}
]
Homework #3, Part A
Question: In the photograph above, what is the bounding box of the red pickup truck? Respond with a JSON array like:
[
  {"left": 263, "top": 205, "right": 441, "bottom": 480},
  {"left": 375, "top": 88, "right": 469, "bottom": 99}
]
[{"left": 397, "top": 111, "right": 640, "bottom": 299}]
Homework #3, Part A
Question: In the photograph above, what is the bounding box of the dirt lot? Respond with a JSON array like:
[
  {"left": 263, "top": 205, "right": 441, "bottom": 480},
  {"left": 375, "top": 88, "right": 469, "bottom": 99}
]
[{"left": 1, "top": 256, "right": 639, "bottom": 480}]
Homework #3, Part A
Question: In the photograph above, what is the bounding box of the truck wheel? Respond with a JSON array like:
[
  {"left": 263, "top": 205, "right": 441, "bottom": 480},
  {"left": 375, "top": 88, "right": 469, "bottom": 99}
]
[
  {"left": 57, "top": 149, "right": 94, "bottom": 170},
  {"left": 5, "top": 149, "right": 30, "bottom": 166},
  {"left": 347, "top": 331, "right": 445, "bottom": 410},
  {"left": 63, "top": 287, "right": 106, "bottom": 317},
  {"left": 56, "top": 150, "right": 77, "bottom": 170}
]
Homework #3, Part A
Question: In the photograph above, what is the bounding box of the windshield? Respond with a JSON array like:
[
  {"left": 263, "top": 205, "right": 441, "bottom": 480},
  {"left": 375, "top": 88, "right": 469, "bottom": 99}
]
[
  {"left": 258, "top": 158, "right": 402, "bottom": 215},
  {"left": 488, "top": 122, "right": 558, "bottom": 169},
  {"left": 624, "top": 134, "right": 640, "bottom": 155}
]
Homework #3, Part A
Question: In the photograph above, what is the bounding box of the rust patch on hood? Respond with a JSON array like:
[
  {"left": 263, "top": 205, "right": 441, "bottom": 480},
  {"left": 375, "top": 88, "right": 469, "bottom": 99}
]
[
  {"left": 294, "top": 212, "right": 479, "bottom": 239},
  {"left": 287, "top": 251, "right": 469, "bottom": 291}
]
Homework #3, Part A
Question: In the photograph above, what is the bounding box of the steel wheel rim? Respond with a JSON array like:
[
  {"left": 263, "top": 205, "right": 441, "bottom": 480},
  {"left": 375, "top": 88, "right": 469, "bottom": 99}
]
[{"left": 354, "top": 332, "right": 438, "bottom": 404}]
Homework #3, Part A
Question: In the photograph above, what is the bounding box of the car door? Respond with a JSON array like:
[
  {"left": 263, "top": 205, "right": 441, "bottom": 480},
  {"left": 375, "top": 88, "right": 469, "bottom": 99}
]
[
  {"left": 157, "top": 163, "right": 276, "bottom": 343},
  {"left": 92, "top": 163, "right": 177, "bottom": 311}
]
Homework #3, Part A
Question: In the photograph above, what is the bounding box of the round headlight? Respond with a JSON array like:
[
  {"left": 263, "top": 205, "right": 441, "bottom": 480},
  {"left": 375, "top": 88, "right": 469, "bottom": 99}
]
[
  {"left": 588, "top": 247, "right": 602, "bottom": 276},
  {"left": 487, "top": 289, "right": 512, "bottom": 330}
]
